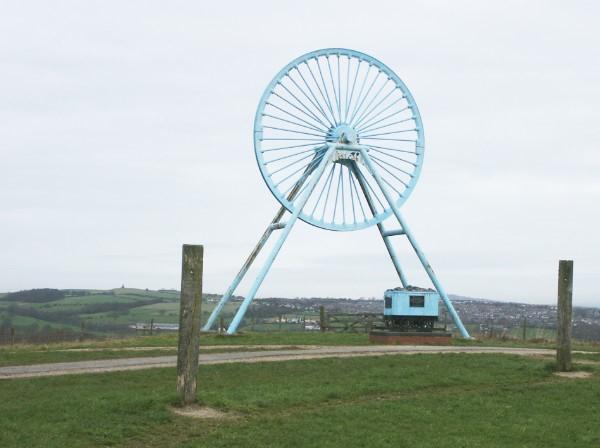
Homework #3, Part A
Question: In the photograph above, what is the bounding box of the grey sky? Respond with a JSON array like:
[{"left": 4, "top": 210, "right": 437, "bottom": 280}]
[{"left": 1, "top": 1, "right": 599, "bottom": 306}]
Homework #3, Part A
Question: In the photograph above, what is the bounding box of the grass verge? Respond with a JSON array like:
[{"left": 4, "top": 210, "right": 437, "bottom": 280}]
[{"left": 1, "top": 353, "right": 599, "bottom": 447}]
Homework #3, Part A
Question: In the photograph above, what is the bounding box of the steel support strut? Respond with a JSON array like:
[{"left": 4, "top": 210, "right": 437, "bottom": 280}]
[
  {"left": 358, "top": 148, "right": 471, "bottom": 339},
  {"left": 226, "top": 147, "right": 335, "bottom": 334},
  {"left": 350, "top": 163, "right": 408, "bottom": 288},
  {"left": 203, "top": 150, "right": 327, "bottom": 331},
  {"left": 202, "top": 204, "right": 286, "bottom": 331}
]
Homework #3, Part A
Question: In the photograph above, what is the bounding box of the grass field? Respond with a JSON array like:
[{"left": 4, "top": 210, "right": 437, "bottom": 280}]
[{"left": 1, "top": 353, "right": 599, "bottom": 447}]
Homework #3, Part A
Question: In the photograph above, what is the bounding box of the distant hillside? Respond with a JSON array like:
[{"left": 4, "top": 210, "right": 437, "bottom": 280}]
[{"left": 1, "top": 288, "right": 599, "bottom": 343}]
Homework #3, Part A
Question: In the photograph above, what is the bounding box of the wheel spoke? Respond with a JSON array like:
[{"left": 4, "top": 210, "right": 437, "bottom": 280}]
[
  {"left": 343, "top": 55, "right": 351, "bottom": 123},
  {"left": 276, "top": 83, "right": 330, "bottom": 129},
  {"left": 356, "top": 101, "right": 408, "bottom": 133},
  {"left": 345, "top": 58, "right": 362, "bottom": 122},
  {"left": 370, "top": 154, "right": 414, "bottom": 177},
  {"left": 353, "top": 85, "right": 396, "bottom": 129},
  {"left": 321, "top": 163, "right": 337, "bottom": 221},
  {"left": 349, "top": 168, "right": 367, "bottom": 221},
  {"left": 315, "top": 57, "right": 338, "bottom": 125},
  {"left": 269, "top": 151, "right": 316, "bottom": 176},
  {"left": 360, "top": 137, "right": 416, "bottom": 143},
  {"left": 340, "top": 163, "right": 346, "bottom": 223},
  {"left": 265, "top": 147, "right": 318, "bottom": 165},
  {"left": 358, "top": 117, "right": 414, "bottom": 134},
  {"left": 304, "top": 60, "right": 338, "bottom": 126},
  {"left": 274, "top": 152, "right": 325, "bottom": 189},
  {"left": 351, "top": 79, "right": 390, "bottom": 128},
  {"left": 360, "top": 129, "right": 417, "bottom": 138},
  {"left": 310, "top": 163, "right": 335, "bottom": 217},
  {"left": 326, "top": 55, "right": 341, "bottom": 123},
  {"left": 262, "top": 142, "right": 325, "bottom": 153},
  {"left": 346, "top": 165, "right": 356, "bottom": 224},
  {"left": 287, "top": 71, "right": 334, "bottom": 127},
  {"left": 266, "top": 102, "right": 328, "bottom": 133},
  {"left": 349, "top": 68, "right": 381, "bottom": 124},
  {"left": 262, "top": 138, "right": 324, "bottom": 141},
  {"left": 332, "top": 166, "right": 343, "bottom": 222},
  {"left": 262, "top": 125, "right": 325, "bottom": 138},
  {"left": 367, "top": 144, "right": 417, "bottom": 155},
  {"left": 370, "top": 157, "right": 409, "bottom": 188},
  {"left": 369, "top": 148, "right": 416, "bottom": 166},
  {"left": 347, "top": 64, "right": 372, "bottom": 126},
  {"left": 354, "top": 164, "right": 386, "bottom": 212},
  {"left": 263, "top": 113, "right": 326, "bottom": 134}
]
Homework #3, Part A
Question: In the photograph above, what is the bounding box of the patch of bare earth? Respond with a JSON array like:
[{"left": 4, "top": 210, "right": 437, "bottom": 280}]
[
  {"left": 169, "top": 405, "right": 232, "bottom": 419},
  {"left": 553, "top": 371, "right": 592, "bottom": 379}
]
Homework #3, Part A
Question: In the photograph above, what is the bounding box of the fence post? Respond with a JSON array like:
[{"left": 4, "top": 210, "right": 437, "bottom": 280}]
[
  {"left": 177, "top": 244, "right": 204, "bottom": 405},
  {"left": 219, "top": 317, "right": 225, "bottom": 334},
  {"left": 150, "top": 318, "right": 154, "bottom": 336},
  {"left": 10, "top": 327, "right": 15, "bottom": 345},
  {"left": 522, "top": 316, "right": 527, "bottom": 341},
  {"left": 557, "top": 260, "right": 573, "bottom": 372},
  {"left": 319, "top": 305, "right": 326, "bottom": 332}
]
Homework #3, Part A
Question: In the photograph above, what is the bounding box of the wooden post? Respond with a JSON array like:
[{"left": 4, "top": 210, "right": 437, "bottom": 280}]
[
  {"left": 219, "top": 317, "right": 225, "bottom": 334},
  {"left": 177, "top": 244, "right": 204, "bottom": 405},
  {"left": 319, "top": 305, "right": 326, "bottom": 332},
  {"left": 10, "top": 327, "right": 15, "bottom": 346},
  {"left": 522, "top": 316, "right": 527, "bottom": 341},
  {"left": 149, "top": 318, "right": 154, "bottom": 336},
  {"left": 556, "top": 259, "right": 573, "bottom": 372}
]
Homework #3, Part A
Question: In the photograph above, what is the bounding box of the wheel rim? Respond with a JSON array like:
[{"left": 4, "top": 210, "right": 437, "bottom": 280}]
[{"left": 254, "top": 48, "right": 424, "bottom": 231}]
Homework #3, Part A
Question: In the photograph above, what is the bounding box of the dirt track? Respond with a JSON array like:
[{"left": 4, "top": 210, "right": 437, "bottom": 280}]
[{"left": 0, "top": 345, "right": 562, "bottom": 380}]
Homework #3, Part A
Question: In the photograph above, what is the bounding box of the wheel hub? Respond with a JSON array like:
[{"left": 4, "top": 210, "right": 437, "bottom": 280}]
[{"left": 327, "top": 124, "right": 358, "bottom": 144}]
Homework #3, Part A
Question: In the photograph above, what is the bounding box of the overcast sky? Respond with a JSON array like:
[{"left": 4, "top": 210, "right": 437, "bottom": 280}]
[{"left": 1, "top": 1, "right": 598, "bottom": 306}]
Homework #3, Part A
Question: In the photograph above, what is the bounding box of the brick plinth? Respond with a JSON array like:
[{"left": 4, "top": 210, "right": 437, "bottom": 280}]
[{"left": 369, "top": 330, "right": 452, "bottom": 345}]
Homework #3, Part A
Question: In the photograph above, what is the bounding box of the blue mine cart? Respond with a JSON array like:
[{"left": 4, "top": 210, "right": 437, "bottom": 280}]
[{"left": 383, "top": 286, "right": 440, "bottom": 331}]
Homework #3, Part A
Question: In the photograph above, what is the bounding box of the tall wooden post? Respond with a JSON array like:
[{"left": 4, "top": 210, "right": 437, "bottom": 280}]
[
  {"left": 522, "top": 316, "right": 527, "bottom": 341},
  {"left": 319, "top": 305, "right": 326, "bottom": 332},
  {"left": 177, "top": 244, "right": 204, "bottom": 405},
  {"left": 556, "top": 259, "right": 573, "bottom": 372}
]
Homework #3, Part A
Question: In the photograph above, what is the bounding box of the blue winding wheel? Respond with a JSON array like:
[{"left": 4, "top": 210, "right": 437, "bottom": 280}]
[{"left": 254, "top": 48, "right": 425, "bottom": 231}]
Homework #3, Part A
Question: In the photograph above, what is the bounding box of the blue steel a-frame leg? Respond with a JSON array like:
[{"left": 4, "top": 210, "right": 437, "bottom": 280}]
[
  {"left": 358, "top": 148, "right": 471, "bottom": 339},
  {"left": 203, "top": 150, "right": 329, "bottom": 332},
  {"left": 350, "top": 163, "right": 408, "bottom": 288},
  {"left": 225, "top": 147, "right": 335, "bottom": 334},
  {"left": 202, "top": 204, "right": 287, "bottom": 332}
]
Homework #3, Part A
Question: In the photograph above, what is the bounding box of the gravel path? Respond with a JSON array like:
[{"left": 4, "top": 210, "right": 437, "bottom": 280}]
[{"left": 0, "top": 345, "right": 560, "bottom": 380}]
